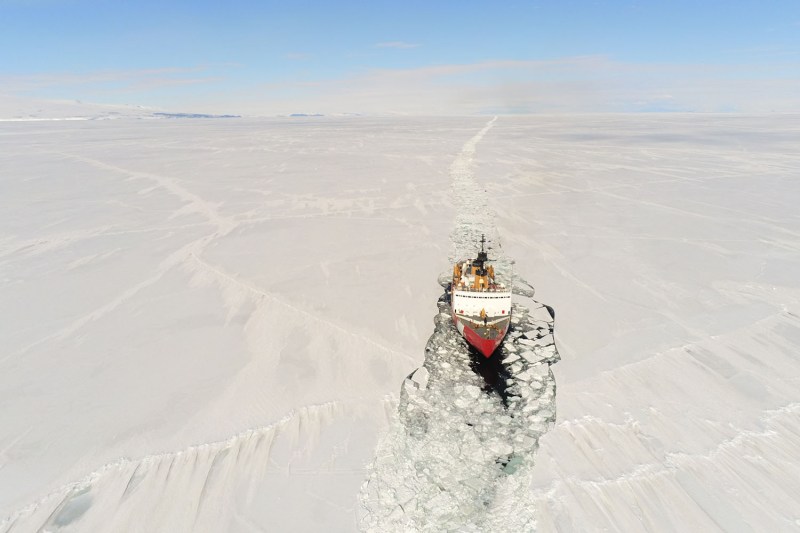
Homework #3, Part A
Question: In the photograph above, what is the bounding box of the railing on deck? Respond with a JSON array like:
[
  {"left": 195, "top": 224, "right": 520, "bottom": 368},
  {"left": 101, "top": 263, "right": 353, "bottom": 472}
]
[{"left": 452, "top": 284, "right": 511, "bottom": 294}]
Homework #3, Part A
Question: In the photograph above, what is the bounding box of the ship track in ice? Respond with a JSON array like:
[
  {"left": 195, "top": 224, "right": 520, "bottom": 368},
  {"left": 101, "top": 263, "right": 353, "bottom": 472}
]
[{"left": 359, "top": 277, "right": 560, "bottom": 532}]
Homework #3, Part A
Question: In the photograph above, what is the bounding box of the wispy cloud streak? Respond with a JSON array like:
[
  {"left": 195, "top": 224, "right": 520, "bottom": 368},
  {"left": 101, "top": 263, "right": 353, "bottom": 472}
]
[
  {"left": 2, "top": 56, "right": 798, "bottom": 115},
  {"left": 0, "top": 65, "right": 229, "bottom": 95},
  {"left": 375, "top": 41, "right": 420, "bottom": 49},
  {"left": 249, "top": 55, "right": 800, "bottom": 115}
]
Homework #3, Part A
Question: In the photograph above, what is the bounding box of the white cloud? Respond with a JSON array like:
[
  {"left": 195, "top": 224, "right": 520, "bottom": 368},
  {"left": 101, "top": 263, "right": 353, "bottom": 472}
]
[
  {"left": 286, "top": 52, "right": 312, "bottom": 61},
  {"left": 3, "top": 56, "right": 798, "bottom": 116},
  {"left": 375, "top": 41, "right": 420, "bottom": 49},
  {"left": 243, "top": 56, "right": 800, "bottom": 115},
  {"left": 0, "top": 65, "right": 230, "bottom": 96}
]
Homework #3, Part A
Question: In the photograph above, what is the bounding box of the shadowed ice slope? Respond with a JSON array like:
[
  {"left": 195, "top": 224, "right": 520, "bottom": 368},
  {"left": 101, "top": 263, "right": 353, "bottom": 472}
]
[{"left": 0, "top": 403, "right": 349, "bottom": 532}]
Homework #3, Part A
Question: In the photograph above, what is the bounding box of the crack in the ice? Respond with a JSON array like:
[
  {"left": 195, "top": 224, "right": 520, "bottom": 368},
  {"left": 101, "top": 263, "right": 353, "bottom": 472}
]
[
  {"left": 6, "top": 231, "right": 223, "bottom": 363},
  {"left": 187, "top": 252, "right": 418, "bottom": 365},
  {"left": 53, "top": 152, "right": 237, "bottom": 235}
]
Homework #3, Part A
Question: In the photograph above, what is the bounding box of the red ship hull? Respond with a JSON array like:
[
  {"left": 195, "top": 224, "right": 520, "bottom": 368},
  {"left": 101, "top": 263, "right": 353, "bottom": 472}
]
[
  {"left": 463, "top": 321, "right": 507, "bottom": 357},
  {"left": 452, "top": 310, "right": 509, "bottom": 358}
]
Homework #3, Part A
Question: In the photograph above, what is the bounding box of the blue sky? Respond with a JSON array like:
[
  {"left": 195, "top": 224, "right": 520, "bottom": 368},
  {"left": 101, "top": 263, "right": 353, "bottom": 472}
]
[{"left": 1, "top": 0, "right": 799, "bottom": 114}]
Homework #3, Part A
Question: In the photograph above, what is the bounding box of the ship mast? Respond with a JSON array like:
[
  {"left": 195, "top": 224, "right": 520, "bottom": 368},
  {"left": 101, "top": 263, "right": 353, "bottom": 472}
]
[{"left": 475, "top": 234, "right": 489, "bottom": 270}]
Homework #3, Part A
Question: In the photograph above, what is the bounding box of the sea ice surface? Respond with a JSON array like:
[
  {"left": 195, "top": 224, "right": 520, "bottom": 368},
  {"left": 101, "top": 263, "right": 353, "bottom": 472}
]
[{"left": 1, "top": 113, "right": 799, "bottom": 531}]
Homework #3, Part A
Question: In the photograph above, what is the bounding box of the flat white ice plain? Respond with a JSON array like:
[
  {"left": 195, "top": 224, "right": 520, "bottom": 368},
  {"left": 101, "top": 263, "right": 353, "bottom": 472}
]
[{"left": 1, "top": 114, "right": 799, "bottom": 531}]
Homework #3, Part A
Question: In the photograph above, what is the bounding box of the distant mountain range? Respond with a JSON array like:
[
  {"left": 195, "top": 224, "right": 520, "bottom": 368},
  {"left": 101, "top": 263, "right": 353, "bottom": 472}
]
[
  {"left": 152, "top": 112, "right": 240, "bottom": 119},
  {"left": 0, "top": 95, "right": 240, "bottom": 121}
]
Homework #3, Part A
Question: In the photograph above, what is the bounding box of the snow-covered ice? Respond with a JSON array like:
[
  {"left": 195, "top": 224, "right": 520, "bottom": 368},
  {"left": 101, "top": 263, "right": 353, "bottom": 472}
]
[
  {"left": 481, "top": 115, "right": 800, "bottom": 532},
  {"left": 2, "top": 113, "right": 800, "bottom": 531}
]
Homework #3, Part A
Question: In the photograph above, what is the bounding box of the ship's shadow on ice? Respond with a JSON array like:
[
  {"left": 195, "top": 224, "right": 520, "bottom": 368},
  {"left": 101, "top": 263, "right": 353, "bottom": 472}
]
[{"left": 468, "top": 347, "right": 512, "bottom": 404}]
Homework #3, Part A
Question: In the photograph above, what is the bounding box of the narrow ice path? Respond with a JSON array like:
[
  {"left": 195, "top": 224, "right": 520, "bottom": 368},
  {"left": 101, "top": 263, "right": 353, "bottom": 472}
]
[{"left": 449, "top": 116, "right": 499, "bottom": 262}]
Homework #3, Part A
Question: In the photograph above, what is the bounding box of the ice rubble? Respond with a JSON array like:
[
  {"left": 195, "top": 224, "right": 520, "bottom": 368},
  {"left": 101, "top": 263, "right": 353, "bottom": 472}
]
[{"left": 359, "top": 281, "right": 560, "bottom": 532}]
